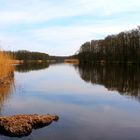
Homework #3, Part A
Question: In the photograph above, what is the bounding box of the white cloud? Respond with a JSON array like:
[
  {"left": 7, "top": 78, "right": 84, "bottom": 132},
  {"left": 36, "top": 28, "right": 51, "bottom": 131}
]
[
  {"left": 0, "top": 0, "right": 139, "bottom": 55},
  {"left": 0, "top": 0, "right": 139, "bottom": 24}
]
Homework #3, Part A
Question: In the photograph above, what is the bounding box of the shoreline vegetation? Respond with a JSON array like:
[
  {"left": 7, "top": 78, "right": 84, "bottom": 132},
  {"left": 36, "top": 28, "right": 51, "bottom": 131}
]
[
  {"left": 77, "top": 26, "right": 140, "bottom": 64},
  {"left": 6, "top": 50, "right": 79, "bottom": 64},
  {"left": 6, "top": 50, "right": 70, "bottom": 64},
  {"left": 0, "top": 50, "right": 14, "bottom": 112},
  {"left": 0, "top": 51, "right": 14, "bottom": 85}
]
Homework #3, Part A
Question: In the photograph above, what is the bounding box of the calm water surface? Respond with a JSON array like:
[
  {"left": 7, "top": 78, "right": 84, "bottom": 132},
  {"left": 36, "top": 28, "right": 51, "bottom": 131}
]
[{"left": 1, "top": 63, "right": 140, "bottom": 140}]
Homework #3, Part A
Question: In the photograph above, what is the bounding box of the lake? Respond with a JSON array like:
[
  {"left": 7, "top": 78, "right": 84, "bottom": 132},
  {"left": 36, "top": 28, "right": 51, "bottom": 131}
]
[{"left": 1, "top": 63, "right": 140, "bottom": 140}]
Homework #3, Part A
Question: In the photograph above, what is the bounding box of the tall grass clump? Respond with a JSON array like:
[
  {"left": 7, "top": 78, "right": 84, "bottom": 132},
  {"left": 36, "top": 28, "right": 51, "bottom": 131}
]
[{"left": 0, "top": 50, "right": 14, "bottom": 81}]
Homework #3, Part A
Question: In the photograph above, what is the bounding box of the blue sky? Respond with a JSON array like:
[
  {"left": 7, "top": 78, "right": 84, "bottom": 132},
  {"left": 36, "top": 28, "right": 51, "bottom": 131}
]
[{"left": 0, "top": 0, "right": 140, "bottom": 56}]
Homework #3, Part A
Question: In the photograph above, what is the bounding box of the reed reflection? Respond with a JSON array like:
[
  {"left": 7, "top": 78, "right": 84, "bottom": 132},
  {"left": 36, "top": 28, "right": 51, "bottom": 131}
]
[
  {"left": 0, "top": 76, "right": 15, "bottom": 113},
  {"left": 76, "top": 64, "right": 140, "bottom": 100}
]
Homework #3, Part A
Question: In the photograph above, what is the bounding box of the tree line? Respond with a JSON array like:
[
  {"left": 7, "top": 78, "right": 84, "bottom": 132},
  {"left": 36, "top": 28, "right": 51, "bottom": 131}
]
[
  {"left": 7, "top": 50, "right": 49, "bottom": 61},
  {"left": 78, "top": 26, "right": 140, "bottom": 63},
  {"left": 6, "top": 50, "right": 70, "bottom": 62}
]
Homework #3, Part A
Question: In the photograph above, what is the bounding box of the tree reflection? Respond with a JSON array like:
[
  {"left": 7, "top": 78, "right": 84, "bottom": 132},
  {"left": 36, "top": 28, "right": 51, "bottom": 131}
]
[
  {"left": 76, "top": 64, "right": 140, "bottom": 100},
  {"left": 16, "top": 62, "right": 49, "bottom": 73}
]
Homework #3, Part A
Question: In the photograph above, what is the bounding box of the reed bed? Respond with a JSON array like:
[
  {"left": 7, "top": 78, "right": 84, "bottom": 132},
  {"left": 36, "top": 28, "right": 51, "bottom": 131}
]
[{"left": 0, "top": 51, "right": 14, "bottom": 81}]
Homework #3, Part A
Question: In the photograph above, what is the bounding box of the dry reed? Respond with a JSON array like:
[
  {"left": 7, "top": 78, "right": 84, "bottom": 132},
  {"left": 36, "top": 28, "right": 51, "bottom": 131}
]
[{"left": 0, "top": 50, "right": 14, "bottom": 80}]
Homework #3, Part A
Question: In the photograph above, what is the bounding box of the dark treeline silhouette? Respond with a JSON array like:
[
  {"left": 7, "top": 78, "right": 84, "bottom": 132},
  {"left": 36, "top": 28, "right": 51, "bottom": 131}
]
[
  {"left": 6, "top": 50, "right": 71, "bottom": 62},
  {"left": 78, "top": 26, "right": 140, "bottom": 63},
  {"left": 7, "top": 50, "right": 49, "bottom": 61},
  {"left": 16, "top": 62, "right": 49, "bottom": 73},
  {"left": 75, "top": 64, "right": 140, "bottom": 101},
  {"left": 49, "top": 55, "right": 71, "bottom": 62}
]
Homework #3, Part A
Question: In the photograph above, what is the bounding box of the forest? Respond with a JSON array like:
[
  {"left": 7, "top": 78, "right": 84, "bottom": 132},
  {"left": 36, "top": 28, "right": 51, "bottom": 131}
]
[
  {"left": 6, "top": 50, "right": 70, "bottom": 62},
  {"left": 7, "top": 50, "right": 49, "bottom": 61},
  {"left": 77, "top": 26, "right": 140, "bottom": 64}
]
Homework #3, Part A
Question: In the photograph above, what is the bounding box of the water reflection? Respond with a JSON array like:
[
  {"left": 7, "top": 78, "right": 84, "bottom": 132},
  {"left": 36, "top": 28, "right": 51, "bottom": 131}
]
[
  {"left": 1, "top": 63, "right": 140, "bottom": 140},
  {"left": 76, "top": 64, "right": 140, "bottom": 100},
  {"left": 16, "top": 62, "right": 49, "bottom": 73},
  {"left": 0, "top": 77, "right": 15, "bottom": 113}
]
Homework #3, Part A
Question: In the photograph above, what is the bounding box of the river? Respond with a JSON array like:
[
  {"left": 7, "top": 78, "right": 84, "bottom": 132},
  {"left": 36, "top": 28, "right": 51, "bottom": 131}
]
[{"left": 0, "top": 63, "right": 140, "bottom": 140}]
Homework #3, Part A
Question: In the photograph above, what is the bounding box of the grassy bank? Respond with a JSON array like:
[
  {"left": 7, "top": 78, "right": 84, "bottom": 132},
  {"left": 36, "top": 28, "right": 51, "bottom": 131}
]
[{"left": 0, "top": 51, "right": 14, "bottom": 83}]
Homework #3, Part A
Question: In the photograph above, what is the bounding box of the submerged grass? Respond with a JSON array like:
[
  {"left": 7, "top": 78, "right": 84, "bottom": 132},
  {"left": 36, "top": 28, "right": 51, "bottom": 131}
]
[{"left": 0, "top": 50, "right": 14, "bottom": 81}]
